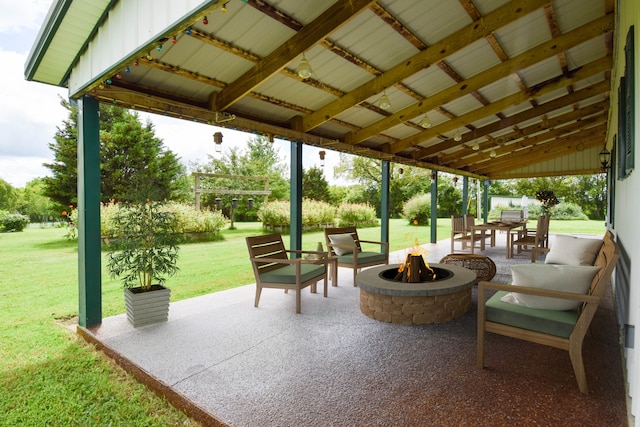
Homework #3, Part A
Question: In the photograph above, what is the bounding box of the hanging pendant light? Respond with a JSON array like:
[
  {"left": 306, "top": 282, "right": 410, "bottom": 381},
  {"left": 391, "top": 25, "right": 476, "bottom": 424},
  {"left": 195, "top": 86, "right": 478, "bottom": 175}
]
[
  {"left": 379, "top": 91, "right": 391, "bottom": 110},
  {"left": 419, "top": 114, "right": 432, "bottom": 129},
  {"left": 453, "top": 129, "right": 462, "bottom": 142},
  {"left": 296, "top": 54, "right": 313, "bottom": 79}
]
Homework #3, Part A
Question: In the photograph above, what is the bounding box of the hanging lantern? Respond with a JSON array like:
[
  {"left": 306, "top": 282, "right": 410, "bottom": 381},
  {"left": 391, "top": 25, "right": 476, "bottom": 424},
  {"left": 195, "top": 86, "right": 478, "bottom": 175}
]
[{"left": 213, "top": 132, "right": 223, "bottom": 152}]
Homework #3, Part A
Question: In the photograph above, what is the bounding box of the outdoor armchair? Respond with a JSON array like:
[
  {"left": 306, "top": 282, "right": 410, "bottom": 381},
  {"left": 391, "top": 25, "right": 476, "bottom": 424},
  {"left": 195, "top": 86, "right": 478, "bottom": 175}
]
[
  {"left": 324, "top": 226, "right": 389, "bottom": 286},
  {"left": 246, "top": 233, "right": 328, "bottom": 314}
]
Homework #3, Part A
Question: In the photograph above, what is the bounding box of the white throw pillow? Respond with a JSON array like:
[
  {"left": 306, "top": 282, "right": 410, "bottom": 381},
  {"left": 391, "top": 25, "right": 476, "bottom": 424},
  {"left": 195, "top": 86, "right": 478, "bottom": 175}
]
[
  {"left": 545, "top": 234, "right": 603, "bottom": 266},
  {"left": 500, "top": 264, "right": 601, "bottom": 310},
  {"left": 328, "top": 233, "right": 357, "bottom": 256}
]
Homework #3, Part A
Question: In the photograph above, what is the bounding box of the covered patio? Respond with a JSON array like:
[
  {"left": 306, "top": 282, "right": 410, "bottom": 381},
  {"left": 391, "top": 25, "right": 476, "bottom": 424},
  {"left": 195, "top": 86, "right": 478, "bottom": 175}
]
[
  {"left": 79, "top": 235, "right": 627, "bottom": 426},
  {"left": 26, "top": 0, "right": 639, "bottom": 424}
]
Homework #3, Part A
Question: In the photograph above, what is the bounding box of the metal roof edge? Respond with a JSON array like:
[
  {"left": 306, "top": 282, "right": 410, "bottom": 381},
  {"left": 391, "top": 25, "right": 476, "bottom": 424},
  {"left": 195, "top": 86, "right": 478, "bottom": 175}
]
[{"left": 24, "top": 0, "right": 73, "bottom": 83}]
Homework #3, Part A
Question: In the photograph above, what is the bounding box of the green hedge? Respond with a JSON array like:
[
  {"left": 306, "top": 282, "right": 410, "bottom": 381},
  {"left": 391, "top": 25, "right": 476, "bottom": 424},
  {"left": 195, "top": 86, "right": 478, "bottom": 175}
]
[
  {"left": 64, "top": 201, "right": 228, "bottom": 241},
  {"left": 258, "top": 200, "right": 377, "bottom": 228}
]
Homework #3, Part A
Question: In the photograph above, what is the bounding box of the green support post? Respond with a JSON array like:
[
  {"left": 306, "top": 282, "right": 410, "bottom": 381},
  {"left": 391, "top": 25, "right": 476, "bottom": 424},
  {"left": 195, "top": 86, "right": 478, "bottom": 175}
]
[
  {"left": 430, "top": 170, "right": 438, "bottom": 243},
  {"left": 77, "top": 96, "right": 102, "bottom": 327},
  {"left": 462, "top": 176, "right": 469, "bottom": 215},
  {"left": 380, "top": 161, "right": 390, "bottom": 244},
  {"left": 483, "top": 179, "right": 491, "bottom": 223},
  {"left": 289, "top": 140, "right": 302, "bottom": 253}
]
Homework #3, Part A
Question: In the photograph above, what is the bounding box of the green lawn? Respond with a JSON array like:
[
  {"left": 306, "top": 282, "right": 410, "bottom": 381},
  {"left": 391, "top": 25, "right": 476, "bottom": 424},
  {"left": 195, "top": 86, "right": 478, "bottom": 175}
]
[{"left": 0, "top": 218, "right": 605, "bottom": 425}]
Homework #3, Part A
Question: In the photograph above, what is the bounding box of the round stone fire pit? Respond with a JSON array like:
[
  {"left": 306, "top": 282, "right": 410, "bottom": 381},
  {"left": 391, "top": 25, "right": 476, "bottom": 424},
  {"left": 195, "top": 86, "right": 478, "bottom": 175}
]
[{"left": 356, "top": 263, "right": 476, "bottom": 325}]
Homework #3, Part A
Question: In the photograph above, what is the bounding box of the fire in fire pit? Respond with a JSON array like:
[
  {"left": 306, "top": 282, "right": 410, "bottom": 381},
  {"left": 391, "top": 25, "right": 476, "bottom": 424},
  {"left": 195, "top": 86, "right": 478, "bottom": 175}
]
[{"left": 379, "top": 238, "right": 452, "bottom": 283}]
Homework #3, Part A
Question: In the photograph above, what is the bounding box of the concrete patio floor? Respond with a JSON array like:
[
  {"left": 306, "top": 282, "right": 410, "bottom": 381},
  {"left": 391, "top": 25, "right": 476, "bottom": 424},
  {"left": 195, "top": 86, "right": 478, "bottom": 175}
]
[{"left": 79, "top": 233, "right": 629, "bottom": 426}]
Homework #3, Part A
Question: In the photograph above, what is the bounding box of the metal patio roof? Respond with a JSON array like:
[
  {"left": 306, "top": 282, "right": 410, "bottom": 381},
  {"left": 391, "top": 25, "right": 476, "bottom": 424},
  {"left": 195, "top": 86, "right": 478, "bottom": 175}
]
[{"left": 26, "top": 0, "right": 615, "bottom": 180}]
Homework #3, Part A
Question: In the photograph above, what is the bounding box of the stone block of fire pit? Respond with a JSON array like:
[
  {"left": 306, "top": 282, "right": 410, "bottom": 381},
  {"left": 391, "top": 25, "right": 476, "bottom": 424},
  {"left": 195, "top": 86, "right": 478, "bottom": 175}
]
[{"left": 356, "top": 263, "right": 476, "bottom": 325}]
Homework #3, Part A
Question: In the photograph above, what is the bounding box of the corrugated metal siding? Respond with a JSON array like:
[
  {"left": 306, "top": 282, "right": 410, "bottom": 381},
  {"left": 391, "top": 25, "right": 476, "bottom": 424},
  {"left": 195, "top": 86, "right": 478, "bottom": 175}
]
[{"left": 68, "top": 0, "right": 210, "bottom": 96}]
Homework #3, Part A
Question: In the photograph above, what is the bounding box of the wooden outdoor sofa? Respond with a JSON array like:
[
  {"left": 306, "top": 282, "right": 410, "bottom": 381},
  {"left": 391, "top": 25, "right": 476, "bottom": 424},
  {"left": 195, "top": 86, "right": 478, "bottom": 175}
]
[{"left": 477, "top": 231, "right": 619, "bottom": 394}]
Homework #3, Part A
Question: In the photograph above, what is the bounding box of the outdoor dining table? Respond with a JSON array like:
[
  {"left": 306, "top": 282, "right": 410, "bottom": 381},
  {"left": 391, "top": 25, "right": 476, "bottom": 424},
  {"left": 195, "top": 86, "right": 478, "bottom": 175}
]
[{"left": 469, "top": 220, "right": 528, "bottom": 258}]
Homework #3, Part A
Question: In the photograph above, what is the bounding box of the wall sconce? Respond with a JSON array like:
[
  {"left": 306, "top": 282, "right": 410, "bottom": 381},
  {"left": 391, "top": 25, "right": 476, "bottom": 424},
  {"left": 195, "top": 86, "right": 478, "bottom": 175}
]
[
  {"left": 297, "top": 54, "right": 313, "bottom": 79},
  {"left": 319, "top": 150, "right": 326, "bottom": 167},
  {"left": 599, "top": 147, "right": 611, "bottom": 170},
  {"left": 213, "top": 132, "right": 223, "bottom": 153},
  {"left": 378, "top": 90, "right": 391, "bottom": 110}
]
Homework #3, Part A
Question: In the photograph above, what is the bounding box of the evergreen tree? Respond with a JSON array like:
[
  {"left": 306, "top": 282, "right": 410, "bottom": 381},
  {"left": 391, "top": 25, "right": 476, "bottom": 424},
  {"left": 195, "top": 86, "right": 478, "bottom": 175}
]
[
  {"left": 302, "top": 166, "right": 330, "bottom": 202},
  {"left": 44, "top": 99, "right": 187, "bottom": 205}
]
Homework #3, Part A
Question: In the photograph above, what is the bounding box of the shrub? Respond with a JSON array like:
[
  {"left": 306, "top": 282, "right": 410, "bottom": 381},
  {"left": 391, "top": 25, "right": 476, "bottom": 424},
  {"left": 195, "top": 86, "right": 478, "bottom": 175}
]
[
  {"left": 401, "top": 194, "right": 431, "bottom": 226},
  {"left": 0, "top": 212, "right": 30, "bottom": 232},
  {"left": 302, "top": 199, "right": 336, "bottom": 227},
  {"left": 67, "top": 201, "right": 227, "bottom": 241},
  {"left": 336, "top": 203, "right": 377, "bottom": 227},
  {"left": 257, "top": 200, "right": 290, "bottom": 227},
  {"left": 164, "top": 202, "right": 227, "bottom": 234}
]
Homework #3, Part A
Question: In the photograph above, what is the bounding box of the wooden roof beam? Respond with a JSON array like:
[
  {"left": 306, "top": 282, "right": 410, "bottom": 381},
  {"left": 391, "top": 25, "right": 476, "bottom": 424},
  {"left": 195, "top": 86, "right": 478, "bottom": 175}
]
[
  {"left": 375, "top": 13, "right": 613, "bottom": 152},
  {"left": 211, "top": 0, "right": 375, "bottom": 111},
  {"left": 300, "top": 0, "right": 552, "bottom": 133},
  {"left": 472, "top": 125, "right": 607, "bottom": 175},
  {"left": 409, "top": 60, "right": 611, "bottom": 161}
]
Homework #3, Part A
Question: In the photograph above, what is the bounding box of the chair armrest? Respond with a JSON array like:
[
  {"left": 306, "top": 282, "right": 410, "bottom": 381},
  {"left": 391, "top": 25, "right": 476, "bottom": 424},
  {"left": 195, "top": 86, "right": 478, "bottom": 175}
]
[
  {"left": 287, "top": 249, "right": 330, "bottom": 262},
  {"left": 477, "top": 280, "right": 600, "bottom": 304},
  {"left": 358, "top": 240, "right": 390, "bottom": 253}
]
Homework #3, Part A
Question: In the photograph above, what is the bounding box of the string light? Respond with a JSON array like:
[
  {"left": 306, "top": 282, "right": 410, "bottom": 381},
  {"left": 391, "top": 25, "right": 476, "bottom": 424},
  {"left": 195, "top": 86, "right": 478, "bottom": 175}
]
[
  {"left": 221, "top": 2, "right": 228, "bottom": 13},
  {"left": 186, "top": 27, "right": 192, "bottom": 35},
  {"left": 156, "top": 44, "right": 163, "bottom": 52},
  {"left": 203, "top": 16, "right": 208, "bottom": 25},
  {"left": 172, "top": 36, "right": 177, "bottom": 44}
]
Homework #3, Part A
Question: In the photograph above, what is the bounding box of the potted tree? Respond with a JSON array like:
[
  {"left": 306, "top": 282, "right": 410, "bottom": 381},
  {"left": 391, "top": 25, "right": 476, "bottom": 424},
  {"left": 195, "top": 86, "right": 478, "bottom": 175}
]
[{"left": 107, "top": 201, "right": 180, "bottom": 327}]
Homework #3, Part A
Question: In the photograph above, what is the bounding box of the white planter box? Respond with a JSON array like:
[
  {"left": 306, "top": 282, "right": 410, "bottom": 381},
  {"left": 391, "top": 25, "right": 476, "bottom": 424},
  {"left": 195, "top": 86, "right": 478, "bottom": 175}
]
[{"left": 124, "top": 285, "right": 170, "bottom": 327}]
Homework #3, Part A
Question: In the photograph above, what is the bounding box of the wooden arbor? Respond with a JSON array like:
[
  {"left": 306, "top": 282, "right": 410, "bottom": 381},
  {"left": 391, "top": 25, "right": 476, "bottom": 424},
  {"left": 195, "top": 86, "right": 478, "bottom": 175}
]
[{"left": 193, "top": 172, "right": 271, "bottom": 210}]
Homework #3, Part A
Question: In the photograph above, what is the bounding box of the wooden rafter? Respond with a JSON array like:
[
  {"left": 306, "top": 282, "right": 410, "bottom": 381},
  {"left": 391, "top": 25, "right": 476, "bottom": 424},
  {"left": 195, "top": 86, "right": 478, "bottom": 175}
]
[
  {"left": 300, "top": 0, "right": 552, "bottom": 133},
  {"left": 211, "top": 0, "right": 375, "bottom": 111}
]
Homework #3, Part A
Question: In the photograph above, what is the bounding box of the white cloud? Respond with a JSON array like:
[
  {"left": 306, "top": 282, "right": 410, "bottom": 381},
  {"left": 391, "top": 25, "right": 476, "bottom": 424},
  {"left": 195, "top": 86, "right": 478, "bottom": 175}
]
[
  {"left": 0, "top": 0, "right": 53, "bottom": 33},
  {"left": 0, "top": 0, "right": 349, "bottom": 188}
]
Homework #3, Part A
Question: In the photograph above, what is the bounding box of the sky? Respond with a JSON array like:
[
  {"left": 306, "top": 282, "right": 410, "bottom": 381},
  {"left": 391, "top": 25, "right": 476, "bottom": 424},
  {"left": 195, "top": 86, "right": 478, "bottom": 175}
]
[{"left": 0, "top": 0, "right": 345, "bottom": 188}]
